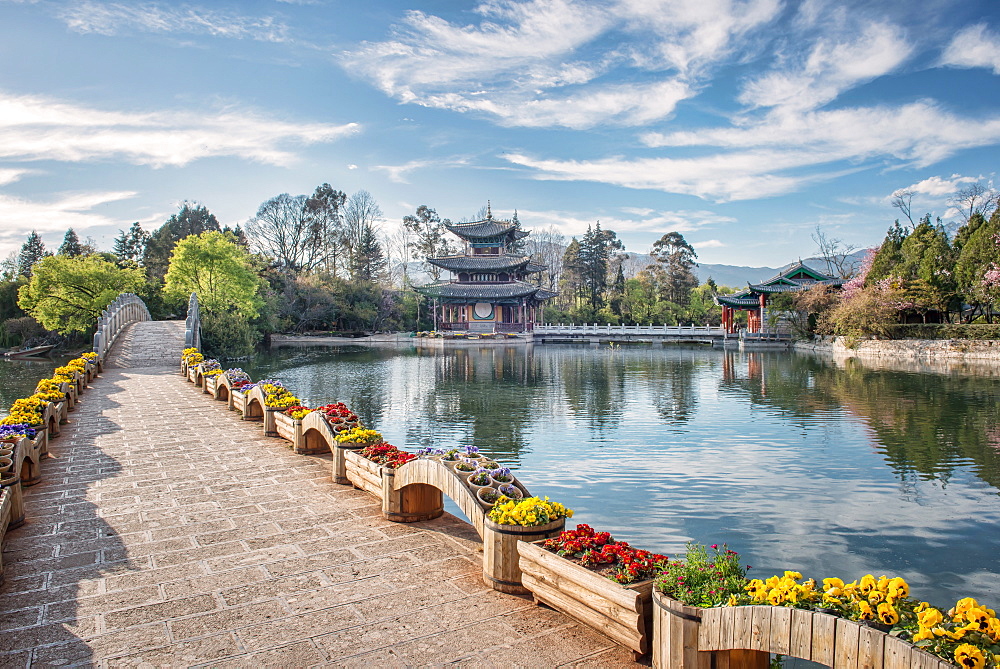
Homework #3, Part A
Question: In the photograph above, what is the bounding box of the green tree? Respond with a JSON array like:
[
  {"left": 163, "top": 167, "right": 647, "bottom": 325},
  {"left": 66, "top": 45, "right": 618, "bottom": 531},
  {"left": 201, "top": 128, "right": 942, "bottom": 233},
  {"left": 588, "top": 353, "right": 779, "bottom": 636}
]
[
  {"left": 956, "top": 209, "right": 1000, "bottom": 322},
  {"left": 17, "top": 231, "right": 48, "bottom": 278},
  {"left": 649, "top": 231, "right": 699, "bottom": 305},
  {"left": 402, "top": 205, "right": 454, "bottom": 280},
  {"left": 144, "top": 203, "right": 221, "bottom": 283},
  {"left": 866, "top": 221, "right": 907, "bottom": 285},
  {"left": 163, "top": 231, "right": 263, "bottom": 318},
  {"left": 577, "top": 223, "right": 624, "bottom": 310},
  {"left": 58, "top": 228, "right": 84, "bottom": 257},
  {"left": 17, "top": 255, "right": 145, "bottom": 333},
  {"left": 558, "top": 238, "right": 585, "bottom": 311},
  {"left": 113, "top": 222, "right": 150, "bottom": 267}
]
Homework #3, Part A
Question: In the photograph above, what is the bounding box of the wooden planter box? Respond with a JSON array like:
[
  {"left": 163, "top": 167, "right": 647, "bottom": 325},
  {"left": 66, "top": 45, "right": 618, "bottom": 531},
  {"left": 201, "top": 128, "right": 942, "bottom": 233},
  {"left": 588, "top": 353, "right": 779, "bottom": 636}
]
[
  {"left": 344, "top": 449, "right": 384, "bottom": 497},
  {"left": 518, "top": 540, "right": 654, "bottom": 657},
  {"left": 652, "top": 594, "right": 956, "bottom": 669},
  {"left": 233, "top": 389, "right": 264, "bottom": 422},
  {"left": 204, "top": 374, "right": 219, "bottom": 396},
  {"left": 273, "top": 411, "right": 302, "bottom": 445}
]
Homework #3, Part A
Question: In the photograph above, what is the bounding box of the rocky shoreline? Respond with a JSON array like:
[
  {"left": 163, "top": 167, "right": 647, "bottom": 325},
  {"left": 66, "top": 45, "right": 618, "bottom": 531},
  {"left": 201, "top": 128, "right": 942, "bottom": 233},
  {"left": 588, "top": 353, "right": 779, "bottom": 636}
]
[{"left": 793, "top": 336, "right": 1000, "bottom": 374}]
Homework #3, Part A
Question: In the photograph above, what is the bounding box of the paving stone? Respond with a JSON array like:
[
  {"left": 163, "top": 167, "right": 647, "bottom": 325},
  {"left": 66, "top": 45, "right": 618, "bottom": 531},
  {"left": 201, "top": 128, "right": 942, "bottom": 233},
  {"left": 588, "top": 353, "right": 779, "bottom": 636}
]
[{"left": 0, "top": 321, "right": 641, "bottom": 666}]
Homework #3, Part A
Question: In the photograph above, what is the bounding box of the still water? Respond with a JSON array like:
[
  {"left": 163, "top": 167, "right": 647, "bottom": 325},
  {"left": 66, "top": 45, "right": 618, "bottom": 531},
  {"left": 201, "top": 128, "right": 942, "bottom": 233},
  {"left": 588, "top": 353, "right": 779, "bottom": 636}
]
[
  {"left": 243, "top": 343, "right": 1000, "bottom": 609},
  {"left": 0, "top": 356, "right": 72, "bottom": 416}
]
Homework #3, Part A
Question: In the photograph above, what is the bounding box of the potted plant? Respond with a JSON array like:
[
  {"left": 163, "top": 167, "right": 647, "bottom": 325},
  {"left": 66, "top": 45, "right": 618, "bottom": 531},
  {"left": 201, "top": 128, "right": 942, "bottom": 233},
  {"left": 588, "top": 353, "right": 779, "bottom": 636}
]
[{"left": 482, "top": 496, "right": 572, "bottom": 594}]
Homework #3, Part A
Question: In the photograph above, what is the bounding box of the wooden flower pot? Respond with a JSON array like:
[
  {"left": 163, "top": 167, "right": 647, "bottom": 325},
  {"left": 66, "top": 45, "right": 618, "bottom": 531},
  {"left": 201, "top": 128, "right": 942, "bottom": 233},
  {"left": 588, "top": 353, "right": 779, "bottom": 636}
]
[
  {"left": 482, "top": 517, "right": 564, "bottom": 595},
  {"left": 517, "top": 540, "right": 654, "bottom": 657},
  {"left": 204, "top": 374, "right": 218, "bottom": 396},
  {"left": 651, "top": 595, "right": 955, "bottom": 669}
]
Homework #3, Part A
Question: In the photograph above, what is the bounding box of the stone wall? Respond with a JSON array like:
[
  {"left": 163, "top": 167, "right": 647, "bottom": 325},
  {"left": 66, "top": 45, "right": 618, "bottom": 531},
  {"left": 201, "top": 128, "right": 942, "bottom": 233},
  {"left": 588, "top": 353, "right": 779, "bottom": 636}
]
[{"left": 793, "top": 336, "right": 1000, "bottom": 374}]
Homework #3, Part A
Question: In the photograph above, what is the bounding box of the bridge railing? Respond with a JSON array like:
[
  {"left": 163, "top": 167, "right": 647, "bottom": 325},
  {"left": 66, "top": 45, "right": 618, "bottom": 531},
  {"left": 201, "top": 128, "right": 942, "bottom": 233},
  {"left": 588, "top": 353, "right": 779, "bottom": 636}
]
[
  {"left": 534, "top": 323, "right": 724, "bottom": 336},
  {"left": 92, "top": 293, "right": 151, "bottom": 365},
  {"left": 184, "top": 292, "right": 201, "bottom": 351}
]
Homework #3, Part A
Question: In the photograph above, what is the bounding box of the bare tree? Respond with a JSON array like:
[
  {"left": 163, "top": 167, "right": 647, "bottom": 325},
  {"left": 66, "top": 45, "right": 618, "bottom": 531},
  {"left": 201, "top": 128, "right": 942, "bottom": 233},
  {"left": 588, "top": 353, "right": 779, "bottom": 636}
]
[
  {"left": 246, "top": 185, "right": 346, "bottom": 274},
  {"left": 949, "top": 182, "right": 999, "bottom": 224},
  {"left": 525, "top": 225, "right": 565, "bottom": 291},
  {"left": 343, "top": 190, "right": 384, "bottom": 281},
  {"left": 811, "top": 226, "right": 859, "bottom": 279},
  {"left": 891, "top": 188, "right": 915, "bottom": 226}
]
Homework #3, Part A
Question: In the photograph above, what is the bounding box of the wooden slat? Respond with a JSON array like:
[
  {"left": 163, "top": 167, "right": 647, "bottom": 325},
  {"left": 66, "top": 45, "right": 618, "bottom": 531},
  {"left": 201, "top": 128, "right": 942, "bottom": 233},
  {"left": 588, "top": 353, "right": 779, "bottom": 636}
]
[
  {"left": 717, "top": 605, "right": 734, "bottom": 651},
  {"left": 769, "top": 606, "right": 791, "bottom": 655},
  {"left": 811, "top": 612, "right": 836, "bottom": 666},
  {"left": 731, "top": 606, "right": 753, "bottom": 654},
  {"left": 881, "top": 635, "right": 911, "bottom": 669},
  {"left": 857, "top": 625, "right": 884, "bottom": 669},
  {"left": 748, "top": 606, "right": 770, "bottom": 651},
  {"left": 789, "top": 608, "right": 813, "bottom": 660},
  {"left": 518, "top": 560, "right": 642, "bottom": 629},
  {"left": 698, "top": 606, "right": 722, "bottom": 650},
  {"left": 833, "top": 618, "right": 860, "bottom": 668},
  {"left": 516, "top": 541, "right": 644, "bottom": 611},
  {"left": 523, "top": 573, "right": 644, "bottom": 651}
]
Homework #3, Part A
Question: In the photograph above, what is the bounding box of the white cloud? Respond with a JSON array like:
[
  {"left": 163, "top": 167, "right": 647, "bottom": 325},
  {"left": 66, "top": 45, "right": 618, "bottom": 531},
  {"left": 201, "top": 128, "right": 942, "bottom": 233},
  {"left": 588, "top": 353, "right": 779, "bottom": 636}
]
[
  {"left": 897, "top": 174, "right": 979, "bottom": 197},
  {"left": 942, "top": 23, "right": 1000, "bottom": 75},
  {"left": 0, "top": 91, "right": 359, "bottom": 168},
  {"left": 341, "top": 0, "right": 778, "bottom": 129},
  {"left": 0, "top": 168, "right": 30, "bottom": 186},
  {"left": 563, "top": 102, "right": 1000, "bottom": 200},
  {"left": 0, "top": 190, "right": 137, "bottom": 258},
  {"left": 517, "top": 207, "right": 731, "bottom": 237},
  {"left": 507, "top": 149, "right": 854, "bottom": 202},
  {"left": 347, "top": 164, "right": 358, "bottom": 170},
  {"left": 59, "top": 2, "right": 291, "bottom": 42},
  {"left": 739, "top": 20, "right": 913, "bottom": 111},
  {"left": 616, "top": 0, "right": 781, "bottom": 74},
  {"left": 694, "top": 239, "right": 725, "bottom": 248},
  {"left": 372, "top": 156, "right": 470, "bottom": 184}
]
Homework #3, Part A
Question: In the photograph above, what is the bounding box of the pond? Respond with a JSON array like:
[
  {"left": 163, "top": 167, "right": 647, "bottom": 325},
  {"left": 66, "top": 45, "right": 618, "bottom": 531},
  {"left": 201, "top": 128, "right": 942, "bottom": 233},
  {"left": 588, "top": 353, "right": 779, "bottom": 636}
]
[
  {"left": 0, "top": 355, "right": 73, "bottom": 418},
  {"left": 240, "top": 342, "right": 1000, "bottom": 610}
]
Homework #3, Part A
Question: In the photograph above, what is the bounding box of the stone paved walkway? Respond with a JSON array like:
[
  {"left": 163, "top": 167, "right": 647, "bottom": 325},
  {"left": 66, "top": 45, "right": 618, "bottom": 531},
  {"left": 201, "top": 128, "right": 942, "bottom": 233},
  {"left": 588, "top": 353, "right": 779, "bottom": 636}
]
[{"left": 0, "top": 326, "right": 640, "bottom": 667}]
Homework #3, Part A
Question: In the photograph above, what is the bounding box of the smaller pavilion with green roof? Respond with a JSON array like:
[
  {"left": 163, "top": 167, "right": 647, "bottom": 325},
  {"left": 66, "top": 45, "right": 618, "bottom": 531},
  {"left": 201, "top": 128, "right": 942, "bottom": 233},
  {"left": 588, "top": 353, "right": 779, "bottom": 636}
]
[{"left": 715, "top": 261, "right": 845, "bottom": 334}]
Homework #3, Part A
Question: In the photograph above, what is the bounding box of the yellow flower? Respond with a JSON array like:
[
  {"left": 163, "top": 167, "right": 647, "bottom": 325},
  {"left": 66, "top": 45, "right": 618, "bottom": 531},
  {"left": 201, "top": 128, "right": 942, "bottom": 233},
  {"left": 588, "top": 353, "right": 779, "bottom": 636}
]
[
  {"left": 784, "top": 571, "right": 802, "bottom": 580},
  {"left": 856, "top": 601, "right": 873, "bottom": 621},
  {"left": 954, "top": 643, "right": 986, "bottom": 669},
  {"left": 858, "top": 574, "right": 876, "bottom": 596},
  {"left": 876, "top": 602, "right": 898, "bottom": 626},
  {"left": 726, "top": 595, "right": 738, "bottom": 607},
  {"left": 767, "top": 589, "right": 784, "bottom": 606},
  {"left": 918, "top": 607, "right": 944, "bottom": 629}
]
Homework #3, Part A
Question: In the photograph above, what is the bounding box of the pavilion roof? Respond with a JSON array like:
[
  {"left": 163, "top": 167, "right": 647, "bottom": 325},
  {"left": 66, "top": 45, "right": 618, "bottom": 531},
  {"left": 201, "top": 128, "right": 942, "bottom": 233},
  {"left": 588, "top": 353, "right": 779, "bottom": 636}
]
[
  {"left": 415, "top": 280, "right": 553, "bottom": 300},
  {"left": 426, "top": 254, "right": 533, "bottom": 272},
  {"left": 444, "top": 219, "right": 518, "bottom": 240}
]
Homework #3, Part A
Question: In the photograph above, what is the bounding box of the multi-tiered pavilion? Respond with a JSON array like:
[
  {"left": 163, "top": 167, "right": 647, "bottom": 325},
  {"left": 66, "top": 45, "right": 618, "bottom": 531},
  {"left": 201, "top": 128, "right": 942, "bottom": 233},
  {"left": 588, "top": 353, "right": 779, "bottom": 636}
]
[
  {"left": 417, "top": 210, "right": 556, "bottom": 333},
  {"left": 715, "top": 261, "right": 845, "bottom": 334}
]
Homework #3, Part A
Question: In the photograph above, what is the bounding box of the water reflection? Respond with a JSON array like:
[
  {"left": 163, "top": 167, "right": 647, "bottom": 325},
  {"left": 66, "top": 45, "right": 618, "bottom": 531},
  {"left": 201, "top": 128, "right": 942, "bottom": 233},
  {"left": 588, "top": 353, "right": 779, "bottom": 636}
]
[{"left": 250, "top": 343, "right": 1000, "bottom": 606}]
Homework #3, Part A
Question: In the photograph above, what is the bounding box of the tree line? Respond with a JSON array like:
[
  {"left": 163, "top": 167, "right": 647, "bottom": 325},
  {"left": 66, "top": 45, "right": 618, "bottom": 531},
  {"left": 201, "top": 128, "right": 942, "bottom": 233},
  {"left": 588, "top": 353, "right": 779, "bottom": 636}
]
[
  {"left": 1, "top": 185, "right": 733, "bottom": 356},
  {"left": 780, "top": 189, "right": 1000, "bottom": 341}
]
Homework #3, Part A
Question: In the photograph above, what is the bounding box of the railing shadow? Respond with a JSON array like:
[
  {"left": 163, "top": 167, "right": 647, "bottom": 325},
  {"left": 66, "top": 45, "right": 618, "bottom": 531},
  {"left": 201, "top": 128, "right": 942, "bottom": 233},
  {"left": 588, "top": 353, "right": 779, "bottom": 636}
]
[{"left": 0, "top": 373, "right": 135, "bottom": 666}]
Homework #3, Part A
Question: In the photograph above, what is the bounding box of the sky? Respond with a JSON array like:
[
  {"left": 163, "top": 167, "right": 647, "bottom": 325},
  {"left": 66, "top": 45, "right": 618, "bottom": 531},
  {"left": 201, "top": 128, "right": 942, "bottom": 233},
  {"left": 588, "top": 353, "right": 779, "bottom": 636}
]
[{"left": 1, "top": 0, "right": 999, "bottom": 269}]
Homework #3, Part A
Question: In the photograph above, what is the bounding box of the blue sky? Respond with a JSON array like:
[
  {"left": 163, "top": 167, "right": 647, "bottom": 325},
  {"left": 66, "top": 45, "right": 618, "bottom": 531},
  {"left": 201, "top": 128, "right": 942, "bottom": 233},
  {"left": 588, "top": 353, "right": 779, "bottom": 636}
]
[{"left": 1, "top": 0, "right": 999, "bottom": 268}]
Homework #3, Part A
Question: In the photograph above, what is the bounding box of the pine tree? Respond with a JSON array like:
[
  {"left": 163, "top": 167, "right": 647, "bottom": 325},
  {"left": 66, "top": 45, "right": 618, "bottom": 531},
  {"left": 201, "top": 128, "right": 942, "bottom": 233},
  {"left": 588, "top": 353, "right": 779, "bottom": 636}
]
[
  {"left": 58, "top": 228, "right": 83, "bottom": 257},
  {"left": 17, "top": 231, "right": 48, "bottom": 278},
  {"left": 113, "top": 222, "right": 150, "bottom": 266},
  {"left": 144, "top": 203, "right": 221, "bottom": 282}
]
